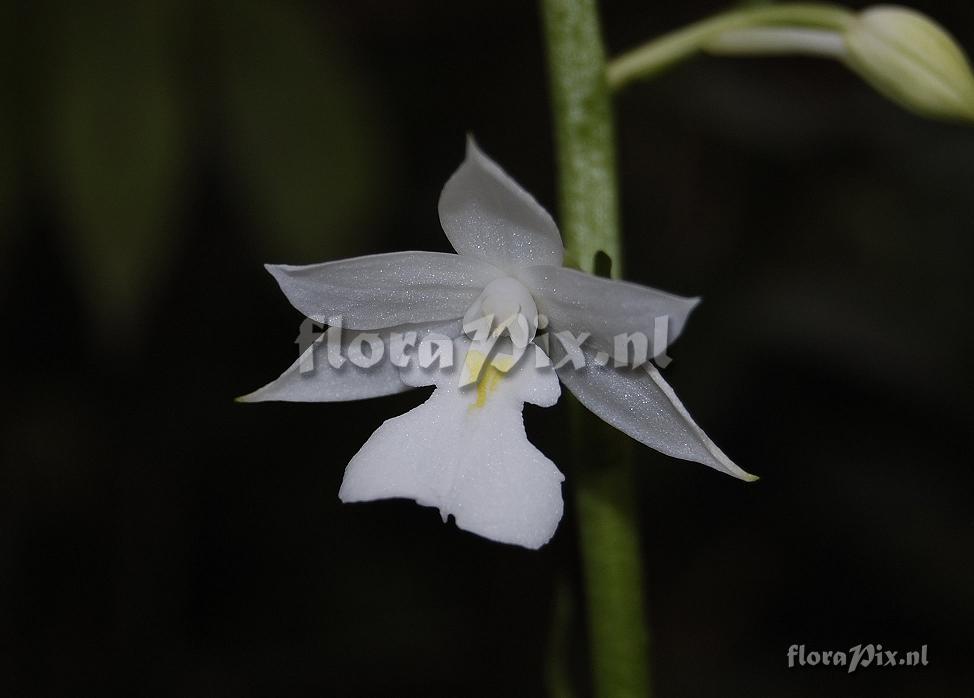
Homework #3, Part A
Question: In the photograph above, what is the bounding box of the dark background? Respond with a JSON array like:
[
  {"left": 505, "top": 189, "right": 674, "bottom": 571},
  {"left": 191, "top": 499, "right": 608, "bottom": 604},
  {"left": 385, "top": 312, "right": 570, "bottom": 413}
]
[{"left": 2, "top": 1, "right": 972, "bottom": 695}]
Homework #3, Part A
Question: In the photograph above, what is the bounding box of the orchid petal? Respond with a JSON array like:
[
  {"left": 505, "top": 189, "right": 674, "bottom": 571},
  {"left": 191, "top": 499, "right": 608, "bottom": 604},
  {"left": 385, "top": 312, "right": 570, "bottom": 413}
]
[
  {"left": 554, "top": 343, "right": 757, "bottom": 481},
  {"left": 438, "top": 138, "right": 564, "bottom": 270},
  {"left": 522, "top": 265, "right": 699, "bottom": 361},
  {"left": 237, "top": 320, "right": 462, "bottom": 403},
  {"left": 339, "top": 341, "right": 564, "bottom": 549},
  {"left": 266, "top": 251, "right": 502, "bottom": 328}
]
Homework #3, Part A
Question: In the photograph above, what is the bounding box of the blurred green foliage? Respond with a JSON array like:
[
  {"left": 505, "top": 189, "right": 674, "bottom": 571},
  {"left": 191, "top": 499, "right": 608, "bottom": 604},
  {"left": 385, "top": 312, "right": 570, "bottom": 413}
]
[
  {"left": 0, "top": 2, "right": 16, "bottom": 278},
  {"left": 220, "top": 0, "right": 391, "bottom": 262},
  {"left": 47, "top": 1, "right": 184, "bottom": 336},
  {"left": 7, "top": 0, "right": 390, "bottom": 338}
]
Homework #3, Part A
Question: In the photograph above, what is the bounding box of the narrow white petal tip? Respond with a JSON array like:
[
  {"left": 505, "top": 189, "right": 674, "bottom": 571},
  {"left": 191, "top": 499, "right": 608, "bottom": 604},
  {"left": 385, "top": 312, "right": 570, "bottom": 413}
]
[
  {"left": 703, "top": 438, "right": 758, "bottom": 482},
  {"left": 439, "top": 139, "right": 565, "bottom": 269},
  {"left": 723, "top": 459, "right": 760, "bottom": 482},
  {"left": 235, "top": 385, "right": 278, "bottom": 403},
  {"left": 698, "top": 436, "right": 757, "bottom": 482},
  {"left": 555, "top": 343, "right": 751, "bottom": 481},
  {"left": 263, "top": 263, "right": 287, "bottom": 280}
]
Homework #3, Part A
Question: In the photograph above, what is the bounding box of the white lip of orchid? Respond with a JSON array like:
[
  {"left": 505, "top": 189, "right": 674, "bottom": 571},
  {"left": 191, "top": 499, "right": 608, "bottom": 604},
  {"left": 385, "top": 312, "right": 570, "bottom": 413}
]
[
  {"left": 462, "top": 276, "right": 538, "bottom": 348},
  {"left": 338, "top": 339, "right": 565, "bottom": 549}
]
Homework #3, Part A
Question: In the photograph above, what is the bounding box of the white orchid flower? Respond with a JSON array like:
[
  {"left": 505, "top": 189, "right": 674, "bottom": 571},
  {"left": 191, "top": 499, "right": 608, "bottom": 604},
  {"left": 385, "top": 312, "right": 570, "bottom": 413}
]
[{"left": 241, "top": 138, "right": 756, "bottom": 549}]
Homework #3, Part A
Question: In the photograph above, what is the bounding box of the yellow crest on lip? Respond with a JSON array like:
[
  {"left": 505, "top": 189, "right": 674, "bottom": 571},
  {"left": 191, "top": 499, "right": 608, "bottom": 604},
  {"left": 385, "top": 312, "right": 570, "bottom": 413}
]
[{"left": 464, "top": 349, "right": 515, "bottom": 409}]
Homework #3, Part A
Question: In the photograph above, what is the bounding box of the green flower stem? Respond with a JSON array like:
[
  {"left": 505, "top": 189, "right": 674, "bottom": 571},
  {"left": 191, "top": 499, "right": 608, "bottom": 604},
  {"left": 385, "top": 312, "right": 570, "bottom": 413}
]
[
  {"left": 607, "top": 3, "right": 853, "bottom": 90},
  {"left": 541, "top": 1, "right": 650, "bottom": 696},
  {"left": 541, "top": 0, "right": 620, "bottom": 271}
]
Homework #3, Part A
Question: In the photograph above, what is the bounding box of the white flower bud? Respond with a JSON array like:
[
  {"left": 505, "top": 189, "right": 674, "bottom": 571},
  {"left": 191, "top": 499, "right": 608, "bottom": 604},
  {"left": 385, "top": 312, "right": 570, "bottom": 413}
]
[{"left": 843, "top": 6, "right": 974, "bottom": 122}]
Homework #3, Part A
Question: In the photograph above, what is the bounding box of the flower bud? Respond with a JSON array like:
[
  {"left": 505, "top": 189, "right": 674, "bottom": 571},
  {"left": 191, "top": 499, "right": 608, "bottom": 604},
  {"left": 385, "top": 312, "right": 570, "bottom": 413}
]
[{"left": 843, "top": 6, "right": 974, "bottom": 122}]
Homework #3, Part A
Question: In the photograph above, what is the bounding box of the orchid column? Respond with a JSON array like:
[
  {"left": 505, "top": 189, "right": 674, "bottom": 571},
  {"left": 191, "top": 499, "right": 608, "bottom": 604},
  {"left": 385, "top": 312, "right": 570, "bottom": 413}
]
[{"left": 541, "top": 1, "right": 651, "bottom": 696}]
